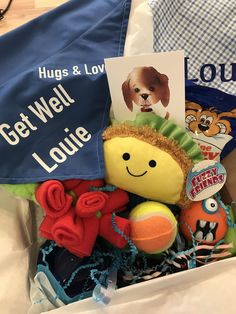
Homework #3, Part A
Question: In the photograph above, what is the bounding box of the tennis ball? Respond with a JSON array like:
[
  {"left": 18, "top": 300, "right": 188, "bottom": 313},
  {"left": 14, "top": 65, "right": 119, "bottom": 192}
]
[{"left": 129, "top": 201, "right": 177, "bottom": 254}]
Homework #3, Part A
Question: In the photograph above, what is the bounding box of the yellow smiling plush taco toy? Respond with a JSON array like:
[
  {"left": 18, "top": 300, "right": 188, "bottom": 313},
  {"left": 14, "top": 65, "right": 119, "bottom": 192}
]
[{"left": 103, "top": 112, "right": 203, "bottom": 209}]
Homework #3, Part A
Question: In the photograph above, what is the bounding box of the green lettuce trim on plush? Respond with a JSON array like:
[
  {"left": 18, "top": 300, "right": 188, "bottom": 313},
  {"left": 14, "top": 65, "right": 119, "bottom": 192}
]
[
  {"left": 1, "top": 183, "right": 39, "bottom": 202},
  {"left": 127, "top": 113, "right": 204, "bottom": 164}
]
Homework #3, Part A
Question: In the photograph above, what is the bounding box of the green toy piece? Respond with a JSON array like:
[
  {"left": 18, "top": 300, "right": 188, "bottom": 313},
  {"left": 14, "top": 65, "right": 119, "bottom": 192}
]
[
  {"left": 2, "top": 183, "right": 39, "bottom": 202},
  {"left": 224, "top": 205, "right": 236, "bottom": 256}
]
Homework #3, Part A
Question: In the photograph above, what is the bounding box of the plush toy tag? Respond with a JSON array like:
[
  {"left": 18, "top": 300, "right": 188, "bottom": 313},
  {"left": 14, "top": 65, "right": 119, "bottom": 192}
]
[{"left": 186, "top": 160, "right": 227, "bottom": 201}]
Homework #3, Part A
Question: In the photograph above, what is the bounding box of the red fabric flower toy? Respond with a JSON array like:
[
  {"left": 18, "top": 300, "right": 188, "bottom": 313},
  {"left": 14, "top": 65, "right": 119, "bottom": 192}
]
[{"left": 35, "top": 179, "right": 130, "bottom": 258}]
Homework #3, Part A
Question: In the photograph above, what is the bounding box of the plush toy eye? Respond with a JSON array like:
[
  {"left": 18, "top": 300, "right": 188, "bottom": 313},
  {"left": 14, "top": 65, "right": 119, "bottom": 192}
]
[
  {"left": 122, "top": 153, "right": 130, "bottom": 161},
  {"left": 134, "top": 88, "right": 140, "bottom": 93},
  {"left": 149, "top": 160, "right": 156, "bottom": 168},
  {"left": 203, "top": 198, "right": 218, "bottom": 214}
]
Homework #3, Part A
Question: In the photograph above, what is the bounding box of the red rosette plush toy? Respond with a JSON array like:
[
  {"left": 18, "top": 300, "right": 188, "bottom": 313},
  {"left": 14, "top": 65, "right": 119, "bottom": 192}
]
[
  {"left": 36, "top": 179, "right": 130, "bottom": 258},
  {"left": 75, "top": 191, "right": 109, "bottom": 217},
  {"left": 75, "top": 189, "right": 130, "bottom": 251},
  {"left": 36, "top": 180, "right": 73, "bottom": 218}
]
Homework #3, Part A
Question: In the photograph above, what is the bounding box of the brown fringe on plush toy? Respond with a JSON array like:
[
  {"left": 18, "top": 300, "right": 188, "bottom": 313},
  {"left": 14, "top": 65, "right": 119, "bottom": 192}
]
[{"left": 103, "top": 124, "right": 193, "bottom": 209}]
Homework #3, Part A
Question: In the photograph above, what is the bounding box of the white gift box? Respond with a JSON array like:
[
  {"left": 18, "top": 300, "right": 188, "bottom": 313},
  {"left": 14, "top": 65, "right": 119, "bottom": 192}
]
[
  {"left": 1, "top": 1, "right": 236, "bottom": 313},
  {"left": 1, "top": 186, "right": 236, "bottom": 314}
]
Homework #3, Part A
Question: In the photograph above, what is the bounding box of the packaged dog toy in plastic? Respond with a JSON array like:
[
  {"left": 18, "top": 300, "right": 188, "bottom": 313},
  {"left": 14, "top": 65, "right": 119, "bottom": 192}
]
[{"left": 185, "top": 83, "right": 236, "bottom": 161}]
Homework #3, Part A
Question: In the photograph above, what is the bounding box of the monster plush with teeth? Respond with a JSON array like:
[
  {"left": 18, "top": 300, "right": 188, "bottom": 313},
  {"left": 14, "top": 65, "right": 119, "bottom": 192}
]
[
  {"left": 179, "top": 197, "right": 228, "bottom": 244},
  {"left": 103, "top": 113, "right": 203, "bottom": 253}
]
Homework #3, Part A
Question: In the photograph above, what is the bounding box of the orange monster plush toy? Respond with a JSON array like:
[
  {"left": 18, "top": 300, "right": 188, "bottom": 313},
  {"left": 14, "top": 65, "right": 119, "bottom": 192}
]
[{"left": 179, "top": 197, "right": 228, "bottom": 244}]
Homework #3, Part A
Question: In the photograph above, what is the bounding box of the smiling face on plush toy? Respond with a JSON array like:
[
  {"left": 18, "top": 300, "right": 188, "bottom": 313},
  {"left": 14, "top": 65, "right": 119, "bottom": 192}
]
[{"left": 103, "top": 123, "right": 194, "bottom": 208}]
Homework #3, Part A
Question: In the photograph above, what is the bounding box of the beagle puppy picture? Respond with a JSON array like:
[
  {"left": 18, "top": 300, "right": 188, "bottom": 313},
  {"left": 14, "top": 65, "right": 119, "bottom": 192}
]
[{"left": 122, "top": 66, "right": 170, "bottom": 118}]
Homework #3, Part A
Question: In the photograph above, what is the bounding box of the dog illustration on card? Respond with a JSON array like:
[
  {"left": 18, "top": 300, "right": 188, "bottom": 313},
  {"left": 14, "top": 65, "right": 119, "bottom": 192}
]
[{"left": 122, "top": 66, "right": 170, "bottom": 119}]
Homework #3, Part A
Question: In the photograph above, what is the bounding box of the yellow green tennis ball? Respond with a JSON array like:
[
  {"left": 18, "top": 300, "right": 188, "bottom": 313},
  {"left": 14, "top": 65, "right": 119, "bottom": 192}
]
[{"left": 129, "top": 201, "right": 177, "bottom": 254}]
